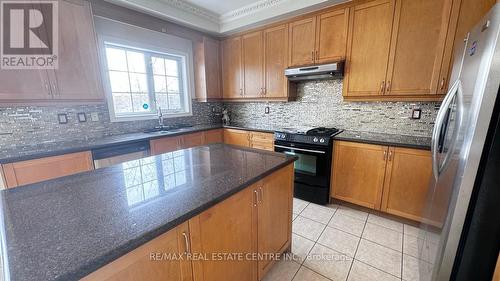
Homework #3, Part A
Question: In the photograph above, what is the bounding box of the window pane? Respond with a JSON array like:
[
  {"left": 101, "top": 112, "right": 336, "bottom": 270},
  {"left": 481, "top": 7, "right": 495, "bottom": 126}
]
[
  {"left": 151, "top": 57, "right": 165, "bottom": 75},
  {"left": 168, "top": 94, "right": 181, "bottom": 110},
  {"left": 109, "top": 71, "right": 130, "bottom": 92},
  {"left": 105, "top": 47, "right": 127, "bottom": 71},
  {"left": 126, "top": 51, "right": 146, "bottom": 73},
  {"left": 156, "top": 93, "right": 168, "bottom": 110},
  {"left": 113, "top": 93, "right": 132, "bottom": 113},
  {"left": 165, "top": 59, "right": 178, "bottom": 76},
  {"left": 131, "top": 93, "right": 151, "bottom": 112},
  {"left": 154, "top": 75, "right": 167, "bottom": 93},
  {"left": 167, "top": 77, "right": 179, "bottom": 93},
  {"left": 129, "top": 73, "right": 148, "bottom": 93}
]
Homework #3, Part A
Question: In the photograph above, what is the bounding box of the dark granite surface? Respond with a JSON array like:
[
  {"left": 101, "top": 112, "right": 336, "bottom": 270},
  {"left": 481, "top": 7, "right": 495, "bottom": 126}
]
[
  {"left": 334, "top": 130, "right": 432, "bottom": 150},
  {"left": 0, "top": 144, "right": 296, "bottom": 281},
  {"left": 0, "top": 124, "right": 222, "bottom": 164},
  {"left": 223, "top": 124, "right": 276, "bottom": 134}
]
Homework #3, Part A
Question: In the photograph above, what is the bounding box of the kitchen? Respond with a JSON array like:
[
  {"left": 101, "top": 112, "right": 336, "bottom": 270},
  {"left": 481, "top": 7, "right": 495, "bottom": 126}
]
[{"left": 0, "top": 0, "right": 499, "bottom": 281}]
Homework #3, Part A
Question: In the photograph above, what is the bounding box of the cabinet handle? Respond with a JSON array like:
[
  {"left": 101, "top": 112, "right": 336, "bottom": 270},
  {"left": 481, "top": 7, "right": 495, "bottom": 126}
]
[
  {"left": 311, "top": 51, "right": 314, "bottom": 62},
  {"left": 440, "top": 78, "right": 446, "bottom": 90},
  {"left": 45, "top": 83, "right": 51, "bottom": 96},
  {"left": 386, "top": 81, "right": 391, "bottom": 93},
  {"left": 315, "top": 50, "right": 319, "bottom": 61},
  {"left": 388, "top": 151, "right": 393, "bottom": 161},
  {"left": 240, "top": 88, "right": 243, "bottom": 96},
  {"left": 383, "top": 150, "right": 387, "bottom": 160},
  {"left": 253, "top": 190, "right": 258, "bottom": 206},
  {"left": 182, "top": 232, "right": 190, "bottom": 253},
  {"left": 380, "top": 81, "right": 386, "bottom": 94}
]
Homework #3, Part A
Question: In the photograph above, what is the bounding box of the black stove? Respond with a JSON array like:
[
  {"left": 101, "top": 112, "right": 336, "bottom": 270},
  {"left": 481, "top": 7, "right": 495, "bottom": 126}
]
[{"left": 274, "top": 127, "right": 342, "bottom": 205}]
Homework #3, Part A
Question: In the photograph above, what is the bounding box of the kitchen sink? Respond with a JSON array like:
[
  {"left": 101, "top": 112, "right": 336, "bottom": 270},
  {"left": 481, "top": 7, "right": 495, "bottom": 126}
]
[{"left": 143, "top": 125, "right": 192, "bottom": 134}]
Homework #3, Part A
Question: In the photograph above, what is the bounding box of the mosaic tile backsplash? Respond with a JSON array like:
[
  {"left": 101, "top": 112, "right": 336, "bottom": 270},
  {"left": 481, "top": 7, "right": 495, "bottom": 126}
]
[
  {"left": 0, "top": 101, "right": 223, "bottom": 150},
  {"left": 225, "top": 80, "right": 440, "bottom": 137}
]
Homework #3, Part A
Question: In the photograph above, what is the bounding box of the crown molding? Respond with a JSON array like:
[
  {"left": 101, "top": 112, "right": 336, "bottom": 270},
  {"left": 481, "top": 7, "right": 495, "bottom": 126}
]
[{"left": 105, "top": 0, "right": 349, "bottom": 35}]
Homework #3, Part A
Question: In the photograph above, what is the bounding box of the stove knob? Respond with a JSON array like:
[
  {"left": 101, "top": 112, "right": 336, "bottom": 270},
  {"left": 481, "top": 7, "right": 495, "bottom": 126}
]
[
  {"left": 313, "top": 137, "right": 318, "bottom": 143},
  {"left": 319, "top": 138, "right": 325, "bottom": 143}
]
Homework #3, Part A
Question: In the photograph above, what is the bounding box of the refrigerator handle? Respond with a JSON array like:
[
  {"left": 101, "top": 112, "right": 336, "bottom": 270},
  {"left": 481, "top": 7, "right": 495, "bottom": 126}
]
[{"left": 432, "top": 80, "right": 464, "bottom": 180}]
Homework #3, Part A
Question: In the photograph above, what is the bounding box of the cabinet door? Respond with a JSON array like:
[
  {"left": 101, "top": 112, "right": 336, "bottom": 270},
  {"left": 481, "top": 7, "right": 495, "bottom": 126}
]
[
  {"left": 315, "top": 9, "right": 349, "bottom": 63},
  {"left": 331, "top": 141, "right": 388, "bottom": 209},
  {"left": 250, "top": 132, "right": 274, "bottom": 151},
  {"left": 0, "top": 70, "right": 52, "bottom": 100},
  {"left": 289, "top": 17, "right": 316, "bottom": 67},
  {"left": 223, "top": 129, "right": 250, "bottom": 147},
  {"left": 181, "top": 132, "right": 204, "bottom": 149},
  {"left": 381, "top": 147, "right": 433, "bottom": 223},
  {"left": 264, "top": 25, "right": 289, "bottom": 98},
  {"left": 243, "top": 31, "right": 264, "bottom": 98},
  {"left": 257, "top": 165, "right": 293, "bottom": 278},
  {"left": 189, "top": 186, "right": 257, "bottom": 281},
  {"left": 53, "top": 0, "right": 103, "bottom": 100},
  {"left": 150, "top": 136, "right": 181, "bottom": 155},
  {"left": 344, "top": 0, "right": 395, "bottom": 97},
  {"left": 194, "top": 37, "right": 222, "bottom": 101},
  {"left": 384, "top": 0, "right": 452, "bottom": 96},
  {"left": 222, "top": 37, "right": 243, "bottom": 99},
  {"left": 203, "top": 129, "right": 223, "bottom": 144},
  {"left": 82, "top": 222, "right": 192, "bottom": 281},
  {"left": 2, "top": 151, "right": 93, "bottom": 188}
]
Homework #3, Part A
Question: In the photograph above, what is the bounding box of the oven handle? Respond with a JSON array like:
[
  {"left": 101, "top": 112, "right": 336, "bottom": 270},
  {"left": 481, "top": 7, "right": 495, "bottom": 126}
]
[{"left": 274, "top": 145, "right": 326, "bottom": 154}]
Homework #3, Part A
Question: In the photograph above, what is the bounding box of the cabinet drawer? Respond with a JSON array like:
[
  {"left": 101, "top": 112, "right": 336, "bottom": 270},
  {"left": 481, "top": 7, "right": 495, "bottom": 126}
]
[{"left": 2, "top": 151, "right": 93, "bottom": 188}]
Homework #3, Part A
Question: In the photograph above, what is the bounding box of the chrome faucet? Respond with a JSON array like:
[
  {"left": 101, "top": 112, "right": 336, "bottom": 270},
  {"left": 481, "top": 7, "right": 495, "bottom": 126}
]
[{"left": 158, "top": 107, "right": 164, "bottom": 127}]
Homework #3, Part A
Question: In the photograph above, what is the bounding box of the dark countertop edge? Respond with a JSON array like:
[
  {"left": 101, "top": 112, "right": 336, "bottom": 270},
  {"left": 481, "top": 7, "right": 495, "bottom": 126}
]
[
  {"left": 222, "top": 125, "right": 275, "bottom": 134},
  {"left": 64, "top": 149, "right": 297, "bottom": 281},
  {"left": 0, "top": 125, "right": 223, "bottom": 164},
  {"left": 333, "top": 135, "right": 431, "bottom": 150}
]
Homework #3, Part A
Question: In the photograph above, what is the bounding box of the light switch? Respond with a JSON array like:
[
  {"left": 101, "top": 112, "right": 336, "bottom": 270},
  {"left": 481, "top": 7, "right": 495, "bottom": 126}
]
[{"left": 90, "top": 112, "right": 99, "bottom": 122}]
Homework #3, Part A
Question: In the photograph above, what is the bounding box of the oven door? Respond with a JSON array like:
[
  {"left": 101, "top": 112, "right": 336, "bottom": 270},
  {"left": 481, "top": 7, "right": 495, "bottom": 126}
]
[{"left": 274, "top": 142, "right": 331, "bottom": 187}]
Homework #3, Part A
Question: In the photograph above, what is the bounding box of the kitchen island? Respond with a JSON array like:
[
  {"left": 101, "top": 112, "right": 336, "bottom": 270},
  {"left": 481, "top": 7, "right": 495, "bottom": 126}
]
[{"left": 0, "top": 144, "right": 296, "bottom": 281}]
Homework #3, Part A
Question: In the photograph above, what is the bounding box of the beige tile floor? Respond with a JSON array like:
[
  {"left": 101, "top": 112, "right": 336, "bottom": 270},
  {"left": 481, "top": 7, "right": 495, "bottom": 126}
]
[{"left": 263, "top": 198, "right": 438, "bottom": 281}]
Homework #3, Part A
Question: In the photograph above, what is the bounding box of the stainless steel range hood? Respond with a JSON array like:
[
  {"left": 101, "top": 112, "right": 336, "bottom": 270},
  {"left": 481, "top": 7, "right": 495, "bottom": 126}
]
[{"left": 285, "top": 62, "right": 344, "bottom": 81}]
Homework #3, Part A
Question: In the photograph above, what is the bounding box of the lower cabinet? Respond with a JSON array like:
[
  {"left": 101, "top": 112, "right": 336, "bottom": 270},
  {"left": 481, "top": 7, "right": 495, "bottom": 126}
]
[
  {"left": 150, "top": 129, "right": 224, "bottom": 155},
  {"left": 223, "top": 129, "right": 274, "bottom": 151},
  {"left": 331, "top": 141, "right": 434, "bottom": 224},
  {"left": 82, "top": 222, "right": 192, "bottom": 281},
  {"left": 1, "top": 151, "right": 94, "bottom": 188},
  {"left": 84, "top": 164, "right": 293, "bottom": 281}
]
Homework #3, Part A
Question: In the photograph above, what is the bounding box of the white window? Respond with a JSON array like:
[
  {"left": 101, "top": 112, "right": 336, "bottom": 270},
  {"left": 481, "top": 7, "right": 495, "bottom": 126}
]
[{"left": 95, "top": 17, "right": 194, "bottom": 122}]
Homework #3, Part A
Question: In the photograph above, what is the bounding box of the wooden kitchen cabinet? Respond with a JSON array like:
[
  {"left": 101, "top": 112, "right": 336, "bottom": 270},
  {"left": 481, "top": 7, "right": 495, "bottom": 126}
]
[
  {"left": 288, "top": 8, "right": 349, "bottom": 67},
  {"left": 194, "top": 36, "right": 222, "bottom": 101},
  {"left": 331, "top": 141, "right": 388, "bottom": 209},
  {"left": 54, "top": 0, "right": 103, "bottom": 101},
  {"left": 180, "top": 132, "right": 204, "bottom": 149},
  {"left": 257, "top": 165, "right": 293, "bottom": 279},
  {"left": 264, "top": 24, "right": 290, "bottom": 98},
  {"left": 222, "top": 37, "right": 243, "bottom": 99},
  {"left": 82, "top": 222, "right": 192, "bottom": 281},
  {"left": 250, "top": 132, "right": 274, "bottom": 151},
  {"left": 150, "top": 136, "right": 182, "bottom": 155},
  {"left": 223, "top": 129, "right": 251, "bottom": 147},
  {"left": 243, "top": 31, "right": 265, "bottom": 98},
  {"left": 203, "top": 129, "right": 224, "bottom": 144},
  {"left": 189, "top": 184, "right": 257, "bottom": 281},
  {"left": 381, "top": 147, "right": 434, "bottom": 223},
  {"left": 343, "top": 0, "right": 395, "bottom": 98},
  {"left": 0, "top": 70, "right": 52, "bottom": 101},
  {"left": 1, "top": 151, "right": 94, "bottom": 188}
]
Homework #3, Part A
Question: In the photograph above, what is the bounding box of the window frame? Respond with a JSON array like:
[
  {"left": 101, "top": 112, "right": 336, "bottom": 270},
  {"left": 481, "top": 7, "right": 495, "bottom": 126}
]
[{"left": 98, "top": 35, "right": 193, "bottom": 122}]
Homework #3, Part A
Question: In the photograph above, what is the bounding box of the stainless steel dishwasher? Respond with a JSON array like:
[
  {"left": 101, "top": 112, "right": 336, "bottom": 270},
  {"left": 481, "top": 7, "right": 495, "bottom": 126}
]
[{"left": 92, "top": 141, "right": 150, "bottom": 169}]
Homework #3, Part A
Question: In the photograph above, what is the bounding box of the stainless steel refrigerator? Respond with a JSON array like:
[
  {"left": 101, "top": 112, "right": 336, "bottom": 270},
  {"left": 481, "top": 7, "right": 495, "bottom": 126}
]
[{"left": 418, "top": 4, "right": 500, "bottom": 281}]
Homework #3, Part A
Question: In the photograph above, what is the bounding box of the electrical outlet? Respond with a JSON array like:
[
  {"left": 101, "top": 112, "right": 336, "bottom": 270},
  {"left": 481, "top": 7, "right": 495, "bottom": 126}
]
[
  {"left": 90, "top": 112, "right": 99, "bottom": 122},
  {"left": 265, "top": 107, "right": 270, "bottom": 114},
  {"left": 411, "top": 109, "right": 422, "bottom": 119}
]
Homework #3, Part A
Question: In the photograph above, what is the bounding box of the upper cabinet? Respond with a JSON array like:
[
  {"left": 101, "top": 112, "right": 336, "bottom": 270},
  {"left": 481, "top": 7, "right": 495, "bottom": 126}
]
[
  {"left": 0, "top": 0, "right": 104, "bottom": 103},
  {"left": 343, "top": 0, "right": 455, "bottom": 100},
  {"left": 289, "top": 8, "right": 349, "bottom": 67},
  {"left": 194, "top": 36, "right": 222, "bottom": 101},
  {"left": 222, "top": 24, "right": 293, "bottom": 101},
  {"left": 222, "top": 37, "right": 243, "bottom": 99}
]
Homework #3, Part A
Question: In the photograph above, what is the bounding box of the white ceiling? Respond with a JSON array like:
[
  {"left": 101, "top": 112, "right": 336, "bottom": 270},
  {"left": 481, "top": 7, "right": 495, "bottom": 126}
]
[
  {"left": 184, "top": 0, "right": 258, "bottom": 15},
  {"left": 106, "top": 0, "right": 349, "bottom": 35}
]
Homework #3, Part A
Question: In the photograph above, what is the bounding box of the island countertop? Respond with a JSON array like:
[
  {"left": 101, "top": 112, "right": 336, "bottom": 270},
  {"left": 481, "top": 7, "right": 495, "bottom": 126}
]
[{"left": 0, "top": 144, "right": 296, "bottom": 281}]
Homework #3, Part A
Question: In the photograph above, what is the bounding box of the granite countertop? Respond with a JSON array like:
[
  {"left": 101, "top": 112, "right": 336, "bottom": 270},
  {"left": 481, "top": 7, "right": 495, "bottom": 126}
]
[
  {"left": 0, "top": 124, "right": 223, "bottom": 164},
  {"left": 223, "top": 124, "right": 276, "bottom": 134},
  {"left": 334, "top": 130, "right": 432, "bottom": 150},
  {"left": 0, "top": 144, "right": 297, "bottom": 281}
]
